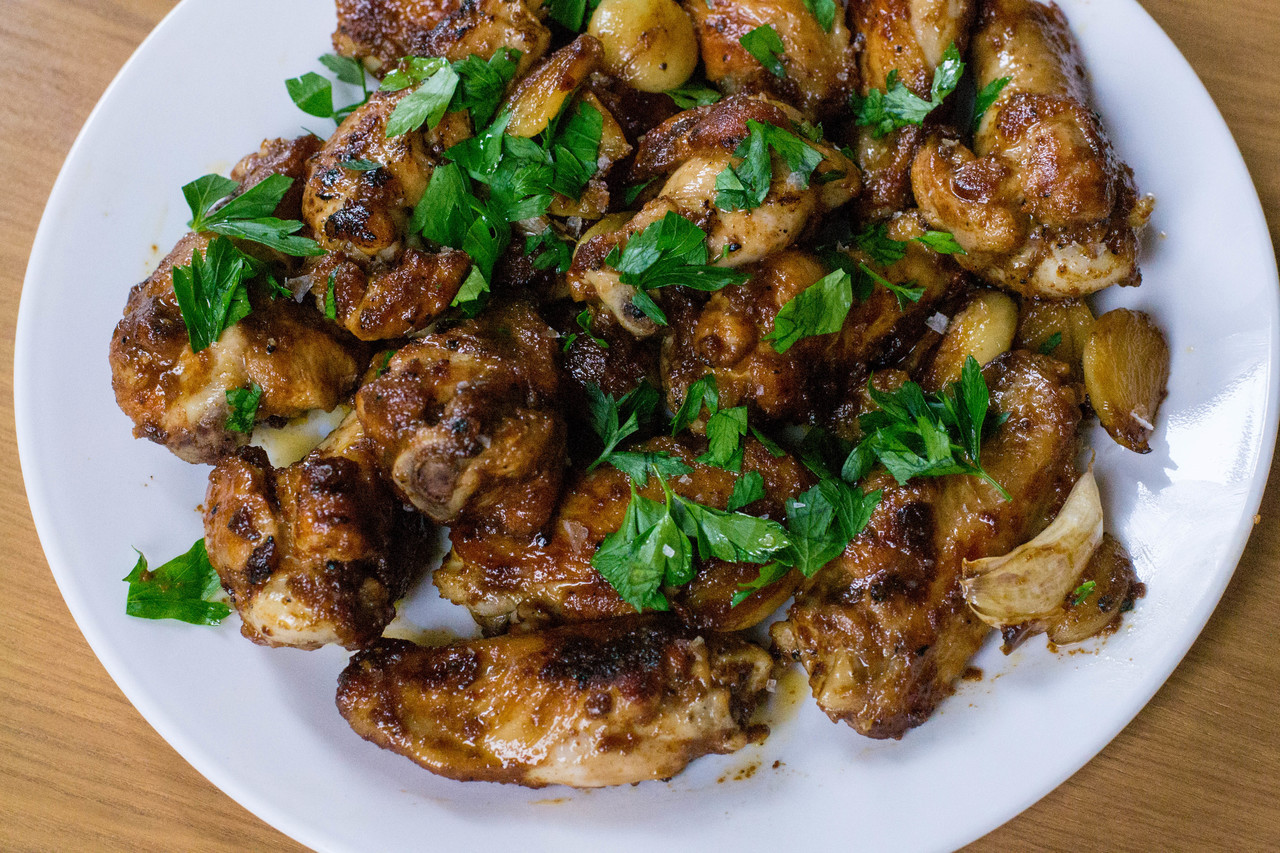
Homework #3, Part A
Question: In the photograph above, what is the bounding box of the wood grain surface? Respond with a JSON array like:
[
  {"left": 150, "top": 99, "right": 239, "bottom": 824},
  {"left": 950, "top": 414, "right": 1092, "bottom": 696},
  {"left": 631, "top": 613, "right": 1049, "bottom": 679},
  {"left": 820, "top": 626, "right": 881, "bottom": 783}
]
[{"left": 1, "top": 1, "right": 1276, "bottom": 851}]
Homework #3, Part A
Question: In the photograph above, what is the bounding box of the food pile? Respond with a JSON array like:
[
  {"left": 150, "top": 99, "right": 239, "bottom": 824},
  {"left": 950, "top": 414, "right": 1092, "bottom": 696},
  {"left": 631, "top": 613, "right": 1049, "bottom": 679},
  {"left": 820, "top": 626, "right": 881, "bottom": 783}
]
[{"left": 109, "top": 0, "right": 1166, "bottom": 786}]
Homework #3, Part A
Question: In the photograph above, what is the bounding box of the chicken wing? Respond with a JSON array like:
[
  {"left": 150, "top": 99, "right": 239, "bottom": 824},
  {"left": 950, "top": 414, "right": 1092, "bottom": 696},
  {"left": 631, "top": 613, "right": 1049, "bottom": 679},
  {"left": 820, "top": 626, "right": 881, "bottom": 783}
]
[
  {"left": 684, "top": 0, "right": 857, "bottom": 120},
  {"left": 111, "top": 207, "right": 368, "bottom": 466},
  {"left": 336, "top": 614, "right": 774, "bottom": 787},
  {"left": 849, "top": 0, "right": 976, "bottom": 218},
  {"left": 204, "top": 413, "right": 434, "bottom": 649},
  {"left": 771, "top": 350, "right": 1082, "bottom": 738},
  {"left": 910, "top": 0, "right": 1151, "bottom": 298},
  {"left": 436, "top": 435, "right": 812, "bottom": 633},
  {"left": 302, "top": 90, "right": 471, "bottom": 258},
  {"left": 569, "top": 95, "right": 860, "bottom": 338},
  {"left": 355, "top": 299, "right": 566, "bottom": 536},
  {"left": 334, "top": 0, "right": 551, "bottom": 76}
]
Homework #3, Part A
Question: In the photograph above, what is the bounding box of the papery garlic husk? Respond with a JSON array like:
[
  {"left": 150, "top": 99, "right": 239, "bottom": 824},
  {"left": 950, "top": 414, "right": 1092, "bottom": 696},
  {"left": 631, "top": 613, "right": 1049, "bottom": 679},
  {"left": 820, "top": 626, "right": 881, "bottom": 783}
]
[{"left": 961, "top": 468, "right": 1103, "bottom": 627}]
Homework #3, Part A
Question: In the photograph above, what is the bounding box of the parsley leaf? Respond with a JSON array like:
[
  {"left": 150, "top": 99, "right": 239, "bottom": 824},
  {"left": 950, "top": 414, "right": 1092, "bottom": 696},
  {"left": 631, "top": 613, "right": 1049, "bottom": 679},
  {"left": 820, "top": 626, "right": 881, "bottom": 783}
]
[
  {"left": 716, "top": 120, "right": 825, "bottom": 211},
  {"left": 677, "top": 499, "right": 791, "bottom": 564},
  {"left": 727, "top": 470, "right": 766, "bottom": 511},
  {"left": 526, "top": 227, "right": 574, "bottom": 273},
  {"left": 699, "top": 406, "right": 748, "bottom": 470},
  {"left": 741, "top": 25, "right": 787, "bottom": 79},
  {"left": 384, "top": 59, "right": 461, "bottom": 137},
  {"left": 855, "top": 222, "right": 909, "bottom": 265},
  {"left": 859, "top": 262, "right": 924, "bottom": 310},
  {"left": 665, "top": 82, "right": 723, "bottom": 109},
  {"left": 1038, "top": 331, "right": 1064, "bottom": 356},
  {"left": 1071, "top": 579, "right": 1097, "bottom": 606},
  {"left": 171, "top": 237, "right": 255, "bottom": 353},
  {"left": 548, "top": 100, "right": 603, "bottom": 199},
  {"left": 803, "top": 0, "right": 836, "bottom": 32},
  {"left": 450, "top": 48, "right": 521, "bottom": 128},
  {"left": 451, "top": 266, "right": 490, "bottom": 317},
  {"left": 853, "top": 42, "right": 964, "bottom": 137},
  {"left": 562, "top": 307, "right": 609, "bottom": 352},
  {"left": 548, "top": 0, "right": 599, "bottom": 32},
  {"left": 123, "top": 540, "right": 231, "bottom": 626},
  {"left": 585, "top": 382, "right": 667, "bottom": 475},
  {"left": 224, "top": 383, "right": 262, "bottom": 433},
  {"left": 671, "top": 374, "right": 719, "bottom": 436},
  {"left": 340, "top": 158, "right": 382, "bottom": 171},
  {"left": 184, "top": 173, "right": 322, "bottom": 257},
  {"left": 592, "top": 488, "right": 682, "bottom": 612},
  {"left": 323, "top": 272, "right": 338, "bottom": 320},
  {"left": 607, "top": 451, "right": 694, "bottom": 486},
  {"left": 914, "top": 230, "right": 966, "bottom": 255},
  {"left": 603, "top": 213, "right": 750, "bottom": 322},
  {"left": 842, "top": 356, "right": 1010, "bottom": 499},
  {"left": 973, "top": 76, "right": 1011, "bottom": 129},
  {"left": 287, "top": 54, "right": 372, "bottom": 124},
  {"left": 765, "top": 269, "right": 854, "bottom": 353},
  {"left": 319, "top": 53, "right": 369, "bottom": 87}
]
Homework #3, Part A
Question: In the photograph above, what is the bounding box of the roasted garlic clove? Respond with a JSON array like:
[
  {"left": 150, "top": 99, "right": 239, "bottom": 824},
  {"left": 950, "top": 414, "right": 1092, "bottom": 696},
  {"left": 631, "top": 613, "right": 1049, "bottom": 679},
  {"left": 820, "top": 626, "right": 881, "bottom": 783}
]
[
  {"left": 1045, "top": 533, "right": 1140, "bottom": 646},
  {"left": 1015, "top": 297, "right": 1095, "bottom": 375},
  {"left": 921, "top": 290, "right": 1018, "bottom": 389},
  {"left": 962, "top": 467, "right": 1103, "bottom": 628},
  {"left": 589, "top": 0, "right": 699, "bottom": 92},
  {"left": 1082, "top": 308, "right": 1170, "bottom": 453}
]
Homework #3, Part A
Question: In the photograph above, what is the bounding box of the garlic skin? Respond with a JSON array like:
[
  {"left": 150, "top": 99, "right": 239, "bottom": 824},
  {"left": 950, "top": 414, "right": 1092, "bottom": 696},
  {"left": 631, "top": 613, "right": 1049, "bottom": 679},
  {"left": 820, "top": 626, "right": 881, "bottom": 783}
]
[{"left": 961, "top": 468, "right": 1104, "bottom": 627}]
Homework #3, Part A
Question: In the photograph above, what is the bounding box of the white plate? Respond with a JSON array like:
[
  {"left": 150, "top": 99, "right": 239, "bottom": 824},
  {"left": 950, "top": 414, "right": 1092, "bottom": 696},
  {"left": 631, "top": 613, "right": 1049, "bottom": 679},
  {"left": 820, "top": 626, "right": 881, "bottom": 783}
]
[{"left": 16, "top": 1, "right": 1280, "bottom": 850}]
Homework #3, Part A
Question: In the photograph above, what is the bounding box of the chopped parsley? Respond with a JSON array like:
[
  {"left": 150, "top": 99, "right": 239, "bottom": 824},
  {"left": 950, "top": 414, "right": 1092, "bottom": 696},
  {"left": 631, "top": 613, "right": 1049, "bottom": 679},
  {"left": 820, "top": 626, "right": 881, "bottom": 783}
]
[
  {"left": 727, "top": 470, "right": 766, "bottom": 511},
  {"left": 183, "top": 173, "right": 323, "bottom": 257},
  {"left": 665, "top": 82, "right": 723, "bottom": 109},
  {"left": 171, "top": 236, "right": 255, "bottom": 353},
  {"left": 339, "top": 158, "right": 382, "bottom": 171},
  {"left": 286, "top": 53, "right": 372, "bottom": 124},
  {"left": 1038, "top": 331, "right": 1064, "bottom": 356},
  {"left": 740, "top": 25, "right": 787, "bottom": 79},
  {"left": 973, "top": 76, "right": 1012, "bottom": 129},
  {"left": 603, "top": 212, "right": 750, "bottom": 326},
  {"left": 224, "top": 383, "right": 262, "bottom": 433},
  {"left": 764, "top": 268, "right": 854, "bottom": 354},
  {"left": 852, "top": 42, "right": 964, "bottom": 137},
  {"left": 562, "top": 307, "right": 608, "bottom": 352},
  {"left": 715, "top": 120, "right": 825, "bottom": 212},
  {"left": 841, "top": 356, "right": 1010, "bottom": 499},
  {"left": 123, "top": 540, "right": 231, "bottom": 626},
  {"left": 323, "top": 272, "right": 338, "bottom": 320},
  {"left": 526, "top": 227, "right": 574, "bottom": 273},
  {"left": 802, "top": 0, "right": 836, "bottom": 32},
  {"left": 1071, "top": 579, "right": 1097, "bottom": 606},
  {"left": 382, "top": 57, "right": 461, "bottom": 137},
  {"left": 583, "top": 383, "right": 690, "bottom": 486}
]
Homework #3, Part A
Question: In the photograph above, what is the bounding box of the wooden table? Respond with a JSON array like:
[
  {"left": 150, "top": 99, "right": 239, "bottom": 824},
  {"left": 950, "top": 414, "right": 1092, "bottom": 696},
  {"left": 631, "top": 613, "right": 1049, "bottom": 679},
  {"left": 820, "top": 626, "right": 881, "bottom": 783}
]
[{"left": 1, "top": 1, "right": 1277, "bottom": 850}]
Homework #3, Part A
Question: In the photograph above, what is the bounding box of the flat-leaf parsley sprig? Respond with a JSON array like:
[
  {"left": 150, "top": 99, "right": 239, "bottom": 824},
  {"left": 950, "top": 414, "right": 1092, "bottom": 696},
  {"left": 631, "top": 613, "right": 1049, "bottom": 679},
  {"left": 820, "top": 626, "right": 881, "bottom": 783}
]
[{"left": 852, "top": 42, "right": 964, "bottom": 137}]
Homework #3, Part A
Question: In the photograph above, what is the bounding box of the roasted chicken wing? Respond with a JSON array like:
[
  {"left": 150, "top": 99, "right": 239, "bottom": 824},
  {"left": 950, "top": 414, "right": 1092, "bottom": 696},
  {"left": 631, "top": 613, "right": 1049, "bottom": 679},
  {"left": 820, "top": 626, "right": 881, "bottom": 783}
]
[
  {"left": 437, "top": 435, "right": 812, "bottom": 633},
  {"left": 336, "top": 614, "right": 774, "bottom": 787},
  {"left": 850, "top": 0, "right": 976, "bottom": 218},
  {"left": 772, "top": 350, "right": 1082, "bottom": 738},
  {"left": 355, "top": 299, "right": 566, "bottom": 536},
  {"left": 204, "top": 413, "right": 434, "bottom": 649},
  {"left": 910, "top": 0, "right": 1151, "bottom": 298},
  {"left": 685, "top": 0, "right": 857, "bottom": 119},
  {"left": 570, "top": 95, "right": 860, "bottom": 338},
  {"left": 334, "top": 0, "right": 551, "bottom": 75}
]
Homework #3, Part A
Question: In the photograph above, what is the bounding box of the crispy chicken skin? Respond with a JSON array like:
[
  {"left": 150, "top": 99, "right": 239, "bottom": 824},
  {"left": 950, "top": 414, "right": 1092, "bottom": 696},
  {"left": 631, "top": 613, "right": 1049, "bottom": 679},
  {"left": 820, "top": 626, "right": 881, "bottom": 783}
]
[
  {"left": 910, "top": 0, "right": 1150, "bottom": 298},
  {"left": 304, "top": 248, "right": 471, "bottom": 340},
  {"left": 685, "top": 0, "right": 857, "bottom": 120},
  {"left": 569, "top": 96, "right": 860, "bottom": 338},
  {"left": 204, "top": 413, "right": 434, "bottom": 649},
  {"left": 355, "top": 300, "right": 567, "bottom": 536},
  {"left": 772, "top": 351, "right": 1082, "bottom": 738},
  {"left": 302, "top": 90, "right": 471, "bottom": 257},
  {"left": 437, "top": 436, "right": 812, "bottom": 633},
  {"left": 850, "top": 0, "right": 976, "bottom": 218},
  {"left": 110, "top": 136, "right": 372, "bottom": 464},
  {"left": 336, "top": 614, "right": 774, "bottom": 787},
  {"left": 335, "top": 0, "right": 551, "bottom": 75}
]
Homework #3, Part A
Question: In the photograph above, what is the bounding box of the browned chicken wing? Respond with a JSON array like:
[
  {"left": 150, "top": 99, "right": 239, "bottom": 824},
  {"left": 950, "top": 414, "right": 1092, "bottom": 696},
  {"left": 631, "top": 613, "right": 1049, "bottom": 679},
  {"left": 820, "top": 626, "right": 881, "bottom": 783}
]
[
  {"left": 685, "top": 0, "right": 857, "bottom": 120},
  {"left": 336, "top": 614, "right": 774, "bottom": 787},
  {"left": 110, "top": 136, "right": 371, "bottom": 463},
  {"left": 335, "top": 0, "right": 551, "bottom": 75},
  {"left": 437, "top": 435, "right": 812, "bottom": 633},
  {"left": 355, "top": 300, "right": 566, "bottom": 536},
  {"left": 850, "top": 0, "right": 976, "bottom": 218},
  {"left": 910, "top": 0, "right": 1151, "bottom": 298},
  {"left": 204, "top": 413, "right": 434, "bottom": 649},
  {"left": 771, "top": 350, "right": 1082, "bottom": 738},
  {"left": 570, "top": 95, "right": 860, "bottom": 338}
]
